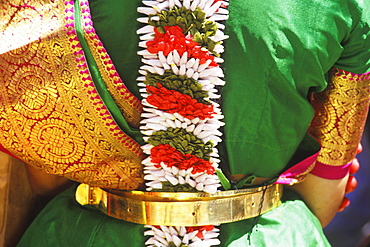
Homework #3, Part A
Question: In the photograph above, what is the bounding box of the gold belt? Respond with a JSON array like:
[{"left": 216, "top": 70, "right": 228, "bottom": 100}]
[{"left": 75, "top": 183, "right": 283, "bottom": 226}]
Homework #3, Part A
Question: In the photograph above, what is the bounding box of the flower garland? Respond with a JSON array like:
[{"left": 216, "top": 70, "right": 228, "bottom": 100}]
[{"left": 137, "top": 0, "right": 229, "bottom": 246}]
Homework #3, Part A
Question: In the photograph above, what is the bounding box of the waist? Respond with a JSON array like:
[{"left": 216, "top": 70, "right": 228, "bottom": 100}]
[{"left": 75, "top": 183, "right": 283, "bottom": 226}]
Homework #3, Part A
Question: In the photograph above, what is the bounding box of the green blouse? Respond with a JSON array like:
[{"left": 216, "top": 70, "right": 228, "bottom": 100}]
[{"left": 85, "top": 0, "right": 370, "bottom": 178}]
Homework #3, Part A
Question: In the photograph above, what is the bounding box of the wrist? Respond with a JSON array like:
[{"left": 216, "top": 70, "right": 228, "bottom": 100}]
[{"left": 310, "top": 161, "right": 352, "bottom": 180}]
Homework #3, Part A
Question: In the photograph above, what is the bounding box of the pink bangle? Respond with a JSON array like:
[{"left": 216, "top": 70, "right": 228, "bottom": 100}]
[{"left": 310, "top": 161, "right": 352, "bottom": 179}]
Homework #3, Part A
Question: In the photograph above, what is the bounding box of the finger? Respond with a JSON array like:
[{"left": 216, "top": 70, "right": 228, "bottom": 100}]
[
  {"left": 350, "top": 158, "right": 360, "bottom": 175},
  {"left": 357, "top": 143, "right": 363, "bottom": 154},
  {"left": 338, "top": 197, "right": 350, "bottom": 212},
  {"left": 345, "top": 175, "right": 358, "bottom": 194}
]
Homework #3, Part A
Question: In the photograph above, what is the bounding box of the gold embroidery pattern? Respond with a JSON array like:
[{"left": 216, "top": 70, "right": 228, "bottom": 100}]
[
  {"left": 8, "top": 64, "right": 58, "bottom": 119},
  {"left": 29, "top": 119, "right": 85, "bottom": 164},
  {"left": 79, "top": 0, "right": 142, "bottom": 128},
  {"left": 0, "top": 1, "right": 62, "bottom": 55},
  {"left": 0, "top": 0, "right": 144, "bottom": 190},
  {"left": 309, "top": 68, "right": 370, "bottom": 166}
]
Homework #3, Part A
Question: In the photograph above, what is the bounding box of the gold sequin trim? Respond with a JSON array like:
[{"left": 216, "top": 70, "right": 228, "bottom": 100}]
[
  {"left": 0, "top": 0, "right": 144, "bottom": 190},
  {"left": 309, "top": 68, "right": 370, "bottom": 166}
]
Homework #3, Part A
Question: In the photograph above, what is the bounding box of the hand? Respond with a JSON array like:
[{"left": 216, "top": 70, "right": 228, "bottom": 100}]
[{"left": 337, "top": 144, "right": 362, "bottom": 212}]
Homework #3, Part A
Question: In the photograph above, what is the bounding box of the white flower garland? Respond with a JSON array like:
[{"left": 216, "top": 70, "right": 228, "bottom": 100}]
[
  {"left": 144, "top": 225, "right": 221, "bottom": 247},
  {"left": 137, "top": 0, "right": 229, "bottom": 246}
]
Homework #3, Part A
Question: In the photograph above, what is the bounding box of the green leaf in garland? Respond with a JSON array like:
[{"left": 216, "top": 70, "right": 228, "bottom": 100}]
[
  {"left": 148, "top": 128, "right": 214, "bottom": 160},
  {"left": 151, "top": 182, "right": 198, "bottom": 192},
  {"left": 216, "top": 168, "right": 231, "bottom": 190},
  {"left": 145, "top": 70, "right": 212, "bottom": 105}
]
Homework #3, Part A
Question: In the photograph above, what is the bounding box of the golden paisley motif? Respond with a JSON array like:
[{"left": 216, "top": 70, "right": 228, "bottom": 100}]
[
  {"left": 309, "top": 93, "right": 336, "bottom": 136},
  {"left": 309, "top": 68, "right": 370, "bottom": 166}
]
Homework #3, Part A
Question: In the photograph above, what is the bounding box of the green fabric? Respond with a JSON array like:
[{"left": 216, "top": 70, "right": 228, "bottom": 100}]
[
  {"left": 17, "top": 186, "right": 330, "bottom": 247},
  {"left": 219, "top": 190, "right": 329, "bottom": 246},
  {"left": 88, "top": 0, "right": 143, "bottom": 99}
]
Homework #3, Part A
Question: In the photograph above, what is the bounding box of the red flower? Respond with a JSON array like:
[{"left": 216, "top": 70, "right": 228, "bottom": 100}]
[
  {"left": 186, "top": 225, "right": 215, "bottom": 239},
  {"left": 146, "top": 26, "right": 217, "bottom": 66},
  {"left": 146, "top": 83, "right": 215, "bottom": 120},
  {"left": 151, "top": 144, "right": 215, "bottom": 175},
  {"left": 213, "top": 0, "right": 227, "bottom": 8}
]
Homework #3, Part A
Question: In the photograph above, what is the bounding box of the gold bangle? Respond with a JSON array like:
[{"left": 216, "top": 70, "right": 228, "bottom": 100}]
[{"left": 76, "top": 183, "right": 283, "bottom": 226}]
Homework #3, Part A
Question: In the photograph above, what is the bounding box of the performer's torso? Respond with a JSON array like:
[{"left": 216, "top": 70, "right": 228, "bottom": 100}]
[{"left": 0, "top": 0, "right": 362, "bottom": 186}]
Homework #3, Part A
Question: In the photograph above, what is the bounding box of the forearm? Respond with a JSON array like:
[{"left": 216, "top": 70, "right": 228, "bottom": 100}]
[
  {"left": 290, "top": 173, "right": 348, "bottom": 227},
  {"left": 298, "top": 69, "right": 370, "bottom": 227}
]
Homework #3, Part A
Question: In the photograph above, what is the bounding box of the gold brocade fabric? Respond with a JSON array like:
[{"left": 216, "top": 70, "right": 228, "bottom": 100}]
[
  {"left": 309, "top": 68, "right": 370, "bottom": 166},
  {"left": 0, "top": 0, "right": 144, "bottom": 190}
]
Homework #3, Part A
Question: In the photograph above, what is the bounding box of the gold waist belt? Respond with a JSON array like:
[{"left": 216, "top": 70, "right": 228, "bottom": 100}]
[{"left": 75, "top": 183, "right": 283, "bottom": 226}]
